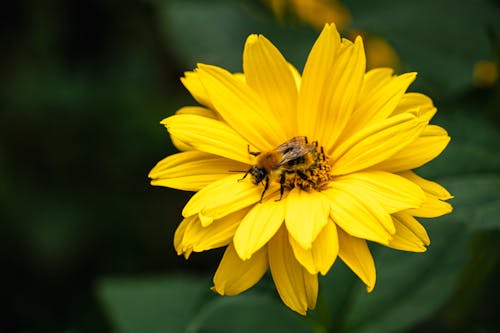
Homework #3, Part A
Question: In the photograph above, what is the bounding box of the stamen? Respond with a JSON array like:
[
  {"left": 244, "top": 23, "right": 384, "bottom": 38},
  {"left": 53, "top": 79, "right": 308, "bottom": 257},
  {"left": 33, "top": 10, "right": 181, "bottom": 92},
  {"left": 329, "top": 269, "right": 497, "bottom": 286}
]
[{"left": 283, "top": 143, "right": 333, "bottom": 192}]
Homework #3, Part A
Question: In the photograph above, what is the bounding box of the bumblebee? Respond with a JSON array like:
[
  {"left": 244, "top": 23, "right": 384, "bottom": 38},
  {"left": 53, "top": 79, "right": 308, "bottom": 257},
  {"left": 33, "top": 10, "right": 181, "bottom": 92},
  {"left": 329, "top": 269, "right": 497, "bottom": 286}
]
[{"left": 241, "top": 136, "right": 321, "bottom": 201}]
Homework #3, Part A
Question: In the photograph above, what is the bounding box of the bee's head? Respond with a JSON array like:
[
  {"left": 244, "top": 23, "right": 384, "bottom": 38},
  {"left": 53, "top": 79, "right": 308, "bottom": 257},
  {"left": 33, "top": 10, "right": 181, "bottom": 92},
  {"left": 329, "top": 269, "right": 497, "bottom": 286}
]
[{"left": 250, "top": 167, "right": 266, "bottom": 184}]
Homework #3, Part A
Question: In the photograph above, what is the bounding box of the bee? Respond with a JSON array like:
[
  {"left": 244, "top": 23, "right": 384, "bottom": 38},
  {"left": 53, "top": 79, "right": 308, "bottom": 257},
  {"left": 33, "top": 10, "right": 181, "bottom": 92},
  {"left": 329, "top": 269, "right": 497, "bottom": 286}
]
[{"left": 241, "top": 136, "right": 319, "bottom": 201}]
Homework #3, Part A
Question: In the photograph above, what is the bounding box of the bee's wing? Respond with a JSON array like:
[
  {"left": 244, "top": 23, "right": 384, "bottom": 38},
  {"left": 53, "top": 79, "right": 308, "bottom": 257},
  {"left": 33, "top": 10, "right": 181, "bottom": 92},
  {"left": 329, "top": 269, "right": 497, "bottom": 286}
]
[{"left": 276, "top": 136, "right": 314, "bottom": 165}]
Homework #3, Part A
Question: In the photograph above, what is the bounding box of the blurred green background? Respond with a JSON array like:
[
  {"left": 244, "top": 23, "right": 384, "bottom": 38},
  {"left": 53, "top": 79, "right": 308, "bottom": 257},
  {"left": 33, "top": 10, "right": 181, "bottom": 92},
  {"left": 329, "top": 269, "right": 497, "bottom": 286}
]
[{"left": 1, "top": 0, "right": 500, "bottom": 332}]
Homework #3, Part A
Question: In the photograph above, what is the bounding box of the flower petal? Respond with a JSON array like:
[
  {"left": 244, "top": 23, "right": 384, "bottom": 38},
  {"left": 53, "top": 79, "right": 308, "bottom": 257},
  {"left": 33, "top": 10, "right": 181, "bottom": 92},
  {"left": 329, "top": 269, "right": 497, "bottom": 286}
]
[
  {"left": 318, "top": 36, "right": 366, "bottom": 150},
  {"left": 399, "top": 171, "right": 453, "bottom": 218},
  {"left": 331, "top": 113, "right": 427, "bottom": 175},
  {"left": 400, "top": 171, "right": 453, "bottom": 200},
  {"left": 347, "top": 71, "right": 417, "bottom": 133},
  {"left": 285, "top": 189, "right": 330, "bottom": 250},
  {"left": 162, "top": 114, "right": 254, "bottom": 164},
  {"left": 289, "top": 63, "right": 301, "bottom": 90},
  {"left": 168, "top": 107, "right": 219, "bottom": 151},
  {"left": 323, "top": 185, "right": 394, "bottom": 244},
  {"left": 149, "top": 151, "right": 249, "bottom": 191},
  {"left": 387, "top": 213, "right": 429, "bottom": 252},
  {"left": 298, "top": 23, "right": 341, "bottom": 139},
  {"left": 392, "top": 92, "right": 437, "bottom": 122},
  {"left": 175, "top": 106, "right": 218, "bottom": 119},
  {"left": 234, "top": 196, "right": 286, "bottom": 260},
  {"left": 337, "top": 227, "right": 376, "bottom": 292},
  {"left": 243, "top": 34, "right": 298, "bottom": 136},
  {"left": 334, "top": 171, "right": 425, "bottom": 213},
  {"left": 180, "top": 71, "right": 214, "bottom": 109},
  {"left": 373, "top": 125, "right": 450, "bottom": 172},
  {"left": 268, "top": 226, "right": 318, "bottom": 315},
  {"left": 197, "top": 64, "right": 287, "bottom": 150},
  {"left": 174, "top": 215, "right": 194, "bottom": 259},
  {"left": 182, "top": 174, "right": 278, "bottom": 226},
  {"left": 405, "top": 194, "right": 453, "bottom": 218},
  {"left": 213, "top": 243, "right": 268, "bottom": 296},
  {"left": 180, "top": 209, "right": 249, "bottom": 254},
  {"left": 393, "top": 212, "right": 430, "bottom": 245},
  {"left": 289, "top": 219, "right": 338, "bottom": 275}
]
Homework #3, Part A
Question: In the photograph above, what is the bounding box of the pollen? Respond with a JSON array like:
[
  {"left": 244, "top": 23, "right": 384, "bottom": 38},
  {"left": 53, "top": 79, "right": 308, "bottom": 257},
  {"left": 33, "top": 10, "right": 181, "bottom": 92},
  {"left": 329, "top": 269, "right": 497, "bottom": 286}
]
[{"left": 283, "top": 144, "right": 334, "bottom": 192}]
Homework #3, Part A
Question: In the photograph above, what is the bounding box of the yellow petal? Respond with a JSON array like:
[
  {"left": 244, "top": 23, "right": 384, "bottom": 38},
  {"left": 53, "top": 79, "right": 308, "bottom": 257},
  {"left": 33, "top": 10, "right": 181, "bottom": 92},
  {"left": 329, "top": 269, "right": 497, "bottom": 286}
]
[
  {"left": 182, "top": 174, "right": 278, "bottom": 225},
  {"left": 298, "top": 23, "right": 341, "bottom": 139},
  {"left": 243, "top": 34, "right": 298, "bottom": 136},
  {"left": 170, "top": 136, "right": 192, "bottom": 152},
  {"left": 317, "top": 36, "right": 366, "bottom": 150},
  {"left": 196, "top": 64, "right": 287, "bottom": 151},
  {"left": 213, "top": 243, "right": 268, "bottom": 296},
  {"left": 392, "top": 92, "right": 437, "bottom": 122},
  {"left": 393, "top": 212, "right": 430, "bottom": 245},
  {"left": 361, "top": 67, "right": 394, "bottom": 88},
  {"left": 180, "top": 209, "right": 248, "bottom": 253},
  {"left": 169, "top": 105, "right": 218, "bottom": 151},
  {"left": 174, "top": 215, "right": 194, "bottom": 258},
  {"left": 323, "top": 186, "right": 394, "bottom": 244},
  {"left": 149, "top": 151, "right": 249, "bottom": 191},
  {"left": 331, "top": 113, "right": 427, "bottom": 175},
  {"left": 334, "top": 171, "right": 425, "bottom": 213},
  {"left": 400, "top": 171, "right": 453, "bottom": 200},
  {"left": 285, "top": 189, "right": 330, "bottom": 250},
  {"left": 405, "top": 194, "right": 453, "bottom": 218},
  {"left": 347, "top": 71, "right": 417, "bottom": 133},
  {"left": 289, "top": 63, "right": 301, "bottom": 90},
  {"left": 387, "top": 213, "right": 429, "bottom": 252},
  {"left": 289, "top": 219, "right": 338, "bottom": 275},
  {"left": 162, "top": 114, "right": 254, "bottom": 164},
  {"left": 175, "top": 106, "right": 218, "bottom": 119},
  {"left": 337, "top": 227, "right": 376, "bottom": 292},
  {"left": 234, "top": 197, "right": 286, "bottom": 260},
  {"left": 180, "top": 71, "right": 214, "bottom": 109},
  {"left": 268, "top": 226, "right": 318, "bottom": 315},
  {"left": 399, "top": 171, "right": 453, "bottom": 217},
  {"left": 373, "top": 125, "right": 450, "bottom": 172}
]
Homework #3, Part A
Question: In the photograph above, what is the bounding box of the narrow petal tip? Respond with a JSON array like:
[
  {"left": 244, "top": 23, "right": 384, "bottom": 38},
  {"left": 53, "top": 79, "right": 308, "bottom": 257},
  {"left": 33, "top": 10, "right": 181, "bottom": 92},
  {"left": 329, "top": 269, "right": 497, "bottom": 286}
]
[{"left": 245, "top": 34, "right": 260, "bottom": 45}]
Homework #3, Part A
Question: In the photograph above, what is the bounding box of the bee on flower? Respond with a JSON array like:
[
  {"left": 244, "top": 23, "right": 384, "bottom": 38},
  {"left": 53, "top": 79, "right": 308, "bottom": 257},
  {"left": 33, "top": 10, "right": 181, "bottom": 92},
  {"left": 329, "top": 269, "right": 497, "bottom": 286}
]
[
  {"left": 149, "top": 24, "right": 452, "bottom": 315},
  {"left": 242, "top": 136, "right": 332, "bottom": 201}
]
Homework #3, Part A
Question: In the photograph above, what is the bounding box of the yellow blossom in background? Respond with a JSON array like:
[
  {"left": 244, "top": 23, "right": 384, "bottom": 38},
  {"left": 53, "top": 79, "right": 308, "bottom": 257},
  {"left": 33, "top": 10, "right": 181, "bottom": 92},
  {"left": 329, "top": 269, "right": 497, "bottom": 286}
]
[
  {"left": 265, "top": 0, "right": 351, "bottom": 31},
  {"left": 473, "top": 60, "right": 499, "bottom": 87},
  {"left": 149, "top": 24, "right": 452, "bottom": 315},
  {"left": 264, "top": 0, "right": 400, "bottom": 69},
  {"left": 350, "top": 32, "right": 400, "bottom": 70}
]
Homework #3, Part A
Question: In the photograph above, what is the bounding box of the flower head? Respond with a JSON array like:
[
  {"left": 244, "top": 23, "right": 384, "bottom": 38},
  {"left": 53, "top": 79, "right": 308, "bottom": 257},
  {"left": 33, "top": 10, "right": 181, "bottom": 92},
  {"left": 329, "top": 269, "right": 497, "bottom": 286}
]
[{"left": 149, "top": 24, "right": 452, "bottom": 315}]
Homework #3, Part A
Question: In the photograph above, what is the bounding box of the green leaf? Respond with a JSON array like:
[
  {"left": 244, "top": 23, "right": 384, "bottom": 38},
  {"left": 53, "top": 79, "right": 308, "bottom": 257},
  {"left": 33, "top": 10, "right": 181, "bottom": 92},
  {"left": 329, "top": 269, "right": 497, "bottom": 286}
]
[
  {"left": 341, "top": 222, "right": 469, "bottom": 333},
  {"left": 186, "top": 293, "right": 314, "bottom": 333},
  {"left": 98, "top": 276, "right": 209, "bottom": 333},
  {"left": 155, "top": 0, "right": 317, "bottom": 72},
  {"left": 418, "top": 109, "right": 500, "bottom": 178},
  {"left": 317, "top": 261, "right": 358, "bottom": 331},
  {"left": 347, "top": 0, "right": 500, "bottom": 96},
  {"left": 439, "top": 174, "right": 500, "bottom": 230}
]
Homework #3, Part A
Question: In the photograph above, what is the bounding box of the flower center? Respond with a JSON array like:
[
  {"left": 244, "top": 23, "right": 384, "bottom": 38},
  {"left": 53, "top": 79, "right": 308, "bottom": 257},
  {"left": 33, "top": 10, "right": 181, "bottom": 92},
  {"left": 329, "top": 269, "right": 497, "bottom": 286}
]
[
  {"left": 242, "top": 136, "right": 334, "bottom": 201},
  {"left": 281, "top": 141, "right": 334, "bottom": 192}
]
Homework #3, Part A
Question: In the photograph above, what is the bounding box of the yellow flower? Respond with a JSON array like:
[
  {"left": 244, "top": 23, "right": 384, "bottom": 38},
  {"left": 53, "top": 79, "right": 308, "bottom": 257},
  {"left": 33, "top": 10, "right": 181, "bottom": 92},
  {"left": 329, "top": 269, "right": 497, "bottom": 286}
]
[
  {"left": 149, "top": 24, "right": 452, "bottom": 315},
  {"left": 473, "top": 60, "right": 499, "bottom": 87},
  {"left": 265, "top": 0, "right": 351, "bottom": 31}
]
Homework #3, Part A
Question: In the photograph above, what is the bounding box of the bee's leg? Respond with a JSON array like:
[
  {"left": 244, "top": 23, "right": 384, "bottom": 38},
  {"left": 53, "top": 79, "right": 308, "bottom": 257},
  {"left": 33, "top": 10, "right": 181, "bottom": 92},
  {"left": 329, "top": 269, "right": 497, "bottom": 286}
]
[
  {"left": 304, "top": 136, "right": 309, "bottom": 144},
  {"left": 277, "top": 173, "right": 286, "bottom": 201},
  {"left": 320, "top": 146, "right": 325, "bottom": 160},
  {"left": 239, "top": 168, "right": 251, "bottom": 181},
  {"left": 297, "top": 170, "right": 314, "bottom": 184},
  {"left": 247, "top": 144, "right": 260, "bottom": 157},
  {"left": 259, "top": 176, "right": 269, "bottom": 203}
]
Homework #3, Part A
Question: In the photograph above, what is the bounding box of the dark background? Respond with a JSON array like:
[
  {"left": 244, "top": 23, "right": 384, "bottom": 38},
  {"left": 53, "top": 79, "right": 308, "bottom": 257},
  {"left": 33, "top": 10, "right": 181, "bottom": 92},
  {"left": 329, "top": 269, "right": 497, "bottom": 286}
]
[{"left": 1, "top": 0, "right": 499, "bottom": 332}]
